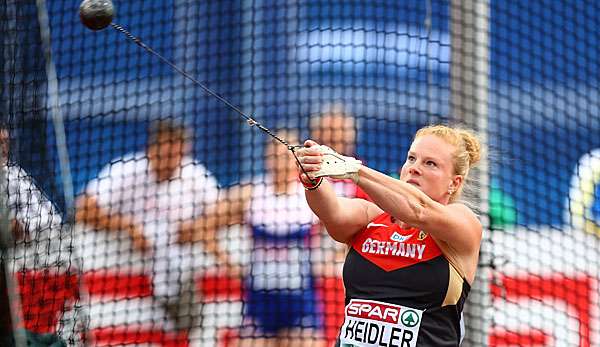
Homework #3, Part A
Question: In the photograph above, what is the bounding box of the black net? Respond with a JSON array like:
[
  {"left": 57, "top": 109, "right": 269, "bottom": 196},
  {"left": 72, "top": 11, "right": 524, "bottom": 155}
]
[{"left": 1, "top": 0, "right": 599, "bottom": 346}]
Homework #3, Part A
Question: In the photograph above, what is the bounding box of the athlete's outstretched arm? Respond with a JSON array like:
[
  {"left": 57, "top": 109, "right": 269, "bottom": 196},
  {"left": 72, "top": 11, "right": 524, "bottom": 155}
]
[
  {"left": 298, "top": 140, "right": 480, "bottom": 253},
  {"left": 304, "top": 178, "right": 379, "bottom": 244},
  {"left": 355, "top": 166, "right": 481, "bottom": 254},
  {"left": 299, "top": 141, "right": 382, "bottom": 244}
]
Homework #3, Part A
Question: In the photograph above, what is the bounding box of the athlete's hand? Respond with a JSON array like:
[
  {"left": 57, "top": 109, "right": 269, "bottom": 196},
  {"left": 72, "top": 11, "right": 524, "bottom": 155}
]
[
  {"left": 314, "top": 145, "right": 362, "bottom": 180},
  {"left": 297, "top": 140, "right": 362, "bottom": 182},
  {"left": 296, "top": 140, "right": 324, "bottom": 183}
]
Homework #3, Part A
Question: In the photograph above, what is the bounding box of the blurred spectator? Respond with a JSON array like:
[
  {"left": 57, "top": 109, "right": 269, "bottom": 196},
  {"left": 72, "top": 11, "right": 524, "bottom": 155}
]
[
  {"left": 0, "top": 123, "right": 87, "bottom": 346},
  {"left": 308, "top": 103, "right": 369, "bottom": 278},
  {"left": 195, "top": 130, "right": 327, "bottom": 347},
  {"left": 566, "top": 148, "right": 600, "bottom": 235},
  {"left": 74, "top": 119, "right": 233, "bottom": 339},
  {"left": 309, "top": 102, "right": 356, "bottom": 157},
  {"left": 309, "top": 102, "right": 371, "bottom": 200}
]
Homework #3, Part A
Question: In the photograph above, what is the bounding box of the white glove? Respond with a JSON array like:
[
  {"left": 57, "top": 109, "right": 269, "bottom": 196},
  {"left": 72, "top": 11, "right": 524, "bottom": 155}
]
[{"left": 310, "top": 145, "right": 362, "bottom": 181}]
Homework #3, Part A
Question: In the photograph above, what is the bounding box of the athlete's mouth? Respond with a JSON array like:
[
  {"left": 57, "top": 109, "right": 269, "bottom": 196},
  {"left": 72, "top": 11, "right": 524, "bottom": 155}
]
[{"left": 406, "top": 179, "right": 420, "bottom": 187}]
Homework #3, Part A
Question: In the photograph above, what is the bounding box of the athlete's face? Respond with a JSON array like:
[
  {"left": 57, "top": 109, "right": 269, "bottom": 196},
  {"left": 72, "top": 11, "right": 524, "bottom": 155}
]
[{"left": 400, "top": 134, "right": 462, "bottom": 204}]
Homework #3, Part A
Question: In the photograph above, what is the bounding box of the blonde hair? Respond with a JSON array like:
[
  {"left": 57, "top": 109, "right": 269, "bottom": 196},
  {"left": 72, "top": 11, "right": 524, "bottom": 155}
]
[{"left": 415, "top": 124, "right": 482, "bottom": 201}]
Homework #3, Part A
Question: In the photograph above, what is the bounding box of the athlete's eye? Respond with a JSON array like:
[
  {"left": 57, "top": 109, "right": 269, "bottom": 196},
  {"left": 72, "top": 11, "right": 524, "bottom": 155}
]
[
  {"left": 407, "top": 155, "right": 416, "bottom": 162},
  {"left": 426, "top": 160, "right": 437, "bottom": 167}
]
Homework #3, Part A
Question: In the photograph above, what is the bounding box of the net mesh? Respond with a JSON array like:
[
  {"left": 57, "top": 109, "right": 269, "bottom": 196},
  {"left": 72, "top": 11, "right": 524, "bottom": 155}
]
[{"left": 1, "top": 0, "right": 599, "bottom": 346}]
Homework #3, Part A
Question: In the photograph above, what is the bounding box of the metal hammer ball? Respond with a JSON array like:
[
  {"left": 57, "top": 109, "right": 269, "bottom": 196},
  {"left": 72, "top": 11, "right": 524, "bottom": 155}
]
[{"left": 79, "top": 0, "right": 114, "bottom": 31}]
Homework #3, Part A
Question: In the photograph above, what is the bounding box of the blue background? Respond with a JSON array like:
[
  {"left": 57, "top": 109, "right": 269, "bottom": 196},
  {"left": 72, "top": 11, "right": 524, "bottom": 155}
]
[{"left": 27, "top": 0, "right": 600, "bottom": 226}]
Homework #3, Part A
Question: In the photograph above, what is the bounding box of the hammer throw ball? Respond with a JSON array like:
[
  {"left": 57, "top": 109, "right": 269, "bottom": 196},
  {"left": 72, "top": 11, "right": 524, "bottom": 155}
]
[{"left": 79, "top": 0, "right": 114, "bottom": 31}]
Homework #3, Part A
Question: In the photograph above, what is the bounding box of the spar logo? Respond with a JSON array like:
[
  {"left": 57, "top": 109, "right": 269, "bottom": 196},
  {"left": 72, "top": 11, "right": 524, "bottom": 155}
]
[
  {"left": 345, "top": 299, "right": 422, "bottom": 326},
  {"left": 346, "top": 300, "right": 402, "bottom": 324}
]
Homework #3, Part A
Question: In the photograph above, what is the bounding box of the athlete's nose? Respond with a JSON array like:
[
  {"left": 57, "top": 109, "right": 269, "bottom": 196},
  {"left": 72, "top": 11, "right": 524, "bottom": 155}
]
[{"left": 408, "top": 164, "right": 422, "bottom": 176}]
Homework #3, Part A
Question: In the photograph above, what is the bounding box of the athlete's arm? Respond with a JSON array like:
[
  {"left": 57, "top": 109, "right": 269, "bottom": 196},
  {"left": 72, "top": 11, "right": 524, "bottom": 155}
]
[
  {"left": 298, "top": 140, "right": 382, "bottom": 243},
  {"left": 304, "top": 177, "right": 382, "bottom": 244},
  {"left": 356, "top": 166, "right": 482, "bottom": 254}
]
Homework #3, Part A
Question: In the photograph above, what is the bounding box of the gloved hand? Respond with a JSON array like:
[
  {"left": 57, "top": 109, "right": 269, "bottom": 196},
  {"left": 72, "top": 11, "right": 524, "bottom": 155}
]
[{"left": 309, "top": 145, "right": 362, "bottom": 181}]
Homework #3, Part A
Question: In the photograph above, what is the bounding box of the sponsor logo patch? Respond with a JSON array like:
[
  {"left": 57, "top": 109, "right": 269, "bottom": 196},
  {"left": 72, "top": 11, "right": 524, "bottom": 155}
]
[
  {"left": 340, "top": 299, "right": 423, "bottom": 347},
  {"left": 390, "top": 232, "right": 411, "bottom": 243},
  {"left": 367, "top": 222, "right": 388, "bottom": 229}
]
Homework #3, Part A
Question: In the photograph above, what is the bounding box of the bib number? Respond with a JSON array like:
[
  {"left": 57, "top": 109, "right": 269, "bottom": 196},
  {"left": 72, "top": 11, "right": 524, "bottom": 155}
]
[{"left": 339, "top": 299, "right": 423, "bottom": 347}]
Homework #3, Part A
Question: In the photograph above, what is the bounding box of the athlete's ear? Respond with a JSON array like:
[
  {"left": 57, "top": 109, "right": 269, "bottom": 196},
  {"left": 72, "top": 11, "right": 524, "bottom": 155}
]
[{"left": 448, "top": 175, "right": 463, "bottom": 194}]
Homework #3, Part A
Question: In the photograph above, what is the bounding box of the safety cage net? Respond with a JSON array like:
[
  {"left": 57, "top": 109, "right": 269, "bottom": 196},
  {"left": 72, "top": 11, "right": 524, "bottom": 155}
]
[{"left": 1, "top": 0, "right": 599, "bottom": 346}]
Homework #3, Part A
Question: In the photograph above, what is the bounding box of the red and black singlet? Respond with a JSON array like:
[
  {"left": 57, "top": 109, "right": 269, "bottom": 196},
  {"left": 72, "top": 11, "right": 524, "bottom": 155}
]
[{"left": 341, "top": 212, "right": 470, "bottom": 346}]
